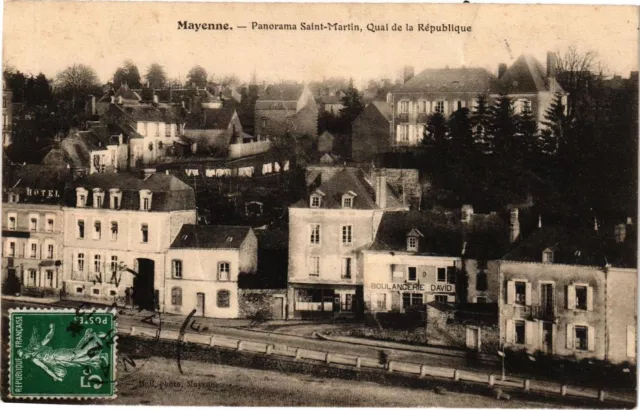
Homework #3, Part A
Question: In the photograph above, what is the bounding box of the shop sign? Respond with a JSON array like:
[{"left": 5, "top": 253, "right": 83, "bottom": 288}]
[{"left": 370, "top": 282, "right": 455, "bottom": 293}]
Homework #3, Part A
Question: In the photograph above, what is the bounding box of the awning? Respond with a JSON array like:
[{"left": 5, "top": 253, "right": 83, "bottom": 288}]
[
  {"left": 2, "top": 231, "right": 30, "bottom": 239},
  {"left": 38, "top": 260, "right": 57, "bottom": 267}
]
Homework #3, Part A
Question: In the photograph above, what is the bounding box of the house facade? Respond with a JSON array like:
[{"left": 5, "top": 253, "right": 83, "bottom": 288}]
[
  {"left": 61, "top": 171, "right": 196, "bottom": 309},
  {"left": 499, "top": 224, "right": 636, "bottom": 364},
  {"left": 287, "top": 167, "right": 409, "bottom": 319},
  {"left": 255, "top": 83, "right": 318, "bottom": 140},
  {"left": 165, "top": 225, "right": 258, "bottom": 318},
  {"left": 351, "top": 101, "right": 392, "bottom": 163}
]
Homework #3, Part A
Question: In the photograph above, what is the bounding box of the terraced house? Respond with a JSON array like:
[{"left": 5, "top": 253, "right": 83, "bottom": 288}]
[{"left": 499, "top": 220, "right": 637, "bottom": 364}]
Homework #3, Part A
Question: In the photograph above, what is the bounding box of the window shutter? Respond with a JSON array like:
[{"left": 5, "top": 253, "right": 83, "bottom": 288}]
[
  {"left": 525, "top": 282, "right": 532, "bottom": 306},
  {"left": 587, "top": 326, "right": 595, "bottom": 352},
  {"left": 426, "top": 101, "right": 432, "bottom": 113},
  {"left": 505, "top": 319, "right": 514, "bottom": 343},
  {"left": 586, "top": 286, "right": 594, "bottom": 311},
  {"left": 525, "top": 321, "right": 535, "bottom": 346},
  {"left": 507, "top": 280, "right": 515, "bottom": 305},
  {"left": 627, "top": 326, "right": 636, "bottom": 358},
  {"left": 567, "top": 285, "right": 576, "bottom": 310},
  {"left": 566, "top": 324, "right": 574, "bottom": 349},
  {"left": 71, "top": 252, "right": 76, "bottom": 271},
  {"left": 443, "top": 101, "right": 449, "bottom": 115}
]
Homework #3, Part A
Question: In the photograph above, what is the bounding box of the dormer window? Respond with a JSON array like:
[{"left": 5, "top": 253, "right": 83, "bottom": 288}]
[
  {"left": 76, "top": 187, "right": 88, "bottom": 208},
  {"left": 542, "top": 248, "right": 554, "bottom": 263},
  {"left": 310, "top": 189, "right": 325, "bottom": 208},
  {"left": 342, "top": 191, "right": 357, "bottom": 209},
  {"left": 406, "top": 228, "right": 424, "bottom": 252},
  {"left": 139, "top": 189, "right": 153, "bottom": 211},
  {"left": 92, "top": 188, "right": 104, "bottom": 208},
  {"left": 109, "top": 188, "right": 122, "bottom": 210},
  {"left": 7, "top": 192, "right": 19, "bottom": 203}
]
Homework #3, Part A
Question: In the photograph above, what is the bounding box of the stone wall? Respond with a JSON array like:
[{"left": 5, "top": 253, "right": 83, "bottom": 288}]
[
  {"left": 238, "top": 288, "right": 287, "bottom": 320},
  {"left": 426, "top": 303, "right": 500, "bottom": 354}
]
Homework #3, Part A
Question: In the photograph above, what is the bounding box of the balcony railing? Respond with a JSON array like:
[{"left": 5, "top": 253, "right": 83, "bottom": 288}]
[
  {"left": 395, "top": 113, "right": 409, "bottom": 122},
  {"left": 519, "top": 304, "right": 557, "bottom": 320}
]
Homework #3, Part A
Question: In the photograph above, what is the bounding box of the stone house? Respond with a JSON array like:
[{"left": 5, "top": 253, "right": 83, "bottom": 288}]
[{"left": 255, "top": 83, "right": 318, "bottom": 140}]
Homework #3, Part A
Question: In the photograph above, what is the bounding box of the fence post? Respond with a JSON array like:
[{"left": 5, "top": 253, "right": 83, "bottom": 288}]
[
  {"left": 387, "top": 361, "right": 394, "bottom": 373},
  {"left": 488, "top": 374, "right": 495, "bottom": 387},
  {"left": 598, "top": 389, "right": 605, "bottom": 402},
  {"left": 325, "top": 353, "right": 331, "bottom": 364},
  {"left": 236, "top": 341, "right": 244, "bottom": 351},
  {"left": 265, "top": 344, "right": 273, "bottom": 355},
  {"left": 453, "top": 369, "right": 460, "bottom": 381},
  {"left": 561, "top": 385, "right": 568, "bottom": 396},
  {"left": 130, "top": 326, "right": 136, "bottom": 336},
  {"left": 356, "top": 357, "right": 361, "bottom": 368},
  {"left": 209, "top": 336, "right": 215, "bottom": 347},
  {"left": 420, "top": 365, "right": 427, "bottom": 378},
  {"left": 523, "top": 379, "right": 530, "bottom": 392},
  {"left": 295, "top": 348, "right": 301, "bottom": 360}
]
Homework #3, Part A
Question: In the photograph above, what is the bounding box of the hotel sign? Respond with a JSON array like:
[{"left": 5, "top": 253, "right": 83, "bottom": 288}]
[{"left": 370, "top": 283, "right": 455, "bottom": 293}]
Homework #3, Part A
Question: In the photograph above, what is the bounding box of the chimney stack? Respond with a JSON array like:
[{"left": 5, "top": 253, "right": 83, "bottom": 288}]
[
  {"left": 547, "top": 52, "right": 558, "bottom": 78},
  {"left": 375, "top": 175, "right": 387, "bottom": 209},
  {"left": 498, "top": 63, "right": 507, "bottom": 79},
  {"left": 509, "top": 208, "right": 520, "bottom": 243}
]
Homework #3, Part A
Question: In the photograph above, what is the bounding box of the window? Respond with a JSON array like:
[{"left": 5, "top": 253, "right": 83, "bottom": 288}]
[
  {"left": 77, "top": 253, "right": 85, "bottom": 271},
  {"left": 437, "top": 268, "right": 447, "bottom": 283},
  {"left": 435, "top": 101, "right": 445, "bottom": 113},
  {"left": 542, "top": 249, "right": 554, "bottom": 263},
  {"left": 376, "top": 293, "right": 387, "bottom": 310},
  {"left": 29, "top": 216, "right": 38, "bottom": 232},
  {"left": 402, "top": 293, "right": 424, "bottom": 309},
  {"left": 93, "top": 189, "right": 104, "bottom": 208},
  {"left": 309, "top": 256, "right": 320, "bottom": 276},
  {"left": 92, "top": 288, "right": 100, "bottom": 296},
  {"left": 407, "top": 236, "right": 418, "bottom": 251},
  {"left": 408, "top": 267, "right": 417, "bottom": 282},
  {"left": 93, "top": 221, "right": 102, "bottom": 240},
  {"left": 341, "top": 225, "right": 353, "bottom": 245},
  {"left": 46, "top": 244, "right": 54, "bottom": 259},
  {"left": 28, "top": 269, "right": 37, "bottom": 286},
  {"left": 77, "top": 219, "right": 85, "bottom": 239},
  {"left": 218, "top": 262, "right": 230, "bottom": 281},
  {"left": 76, "top": 188, "right": 88, "bottom": 207},
  {"left": 143, "top": 198, "right": 150, "bottom": 210},
  {"left": 172, "top": 260, "right": 183, "bottom": 279},
  {"left": 8, "top": 242, "right": 15, "bottom": 257},
  {"left": 397, "top": 124, "right": 409, "bottom": 142},
  {"left": 342, "top": 196, "right": 353, "bottom": 208},
  {"left": 110, "top": 222, "right": 118, "bottom": 240},
  {"left": 109, "top": 189, "right": 122, "bottom": 209},
  {"left": 447, "top": 266, "right": 456, "bottom": 284},
  {"left": 94, "top": 255, "right": 102, "bottom": 273},
  {"left": 435, "top": 294, "right": 448, "bottom": 303},
  {"left": 418, "top": 100, "right": 427, "bottom": 113},
  {"left": 515, "top": 320, "right": 526, "bottom": 344},
  {"left": 575, "top": 326, "right": 588, "bottom": 351},
  {"left": 171, "top": 287, "right": 182, "bottom": 306},
  {"left": 515, "top": 281, "right": 527, "bottom": 305},
  {"left": 29, "top": 243, "right": 37, "bottom": 258},
  {"left": 7, "top": 193, "right": 18, "bottom": 203},
  {"left": 310, "top": 195, "right": 321, "bottom": 208},
  {"left": 309, "top": 224, "right": 320, "bottom": 244},
  {"left": 400, "top": 101, "right": 409, "bottom": 113},
  {"left": 110, "top": 290, "right": 117, "bottom": 296},
  {"left": 76, "top": 287, "right": 84, "bottom": 294},
  {"left": 139, "top": 190, "right": 153, "bottom": 211},
  {"left": 46, "top": 217, "right": 54, "bottom": 232},
  {"left": 46, "top": 270, "right": 53, "bottom": 283},
  {"left": 575, "top": 286, "right": 588, "bottom": 310},
  {"left": 476, "top": 271, "right": 488, "bottom": 291},
  {"left": 476, "top": 296, "right": 489, "bottom": 303},
  {"left": 456, "top": 101, "right": 463, "bottom": 110},
  {"left": 217, "top": 290, "right": 230, "bottom": 308},
  {"left": 341, "top": 258, "right": 352, "bottom": 279},
  {"left": 7, "top": 214, "right": 16, "bottom": 230},
  {"left": 141, "top": 224, "right": 149, "bottom": 243},
  {"left": 110, "top": 256, "right": 118, "bottom": 274}
]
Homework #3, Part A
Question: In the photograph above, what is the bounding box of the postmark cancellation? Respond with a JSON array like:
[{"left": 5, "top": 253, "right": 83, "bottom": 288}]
[{"left": 8, "top": 308, "right": 117, "bottom": 399}]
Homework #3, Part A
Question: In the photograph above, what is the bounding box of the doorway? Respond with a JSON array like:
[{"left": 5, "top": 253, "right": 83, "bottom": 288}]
[
  {"left": 133, "top": 258, "right": 155, "bottom": 311},
  {"left": 196, "top": 292, "right": 205, "bottom": 317},
  {"left": 542, "top": 322, "right": 553, "bottom": 354},
  {"left": 271, "top": 296, "right": 285, "bottom": 319}
]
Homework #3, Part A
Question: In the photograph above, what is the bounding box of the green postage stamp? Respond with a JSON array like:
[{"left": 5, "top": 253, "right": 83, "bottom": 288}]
[{"left": 8, "top": 309, "right": 117, "bottom": 399}]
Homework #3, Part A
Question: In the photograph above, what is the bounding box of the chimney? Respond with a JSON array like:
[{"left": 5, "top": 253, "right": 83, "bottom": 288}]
[
  {"left": 498, "top": 63, "right": 507, "bottom": 79},
  {"left": 153, "top": 94, "right": 159, "bottom": 104},
  {"left": 509, "top": 208, "right": 520, "bottom": 243},
  {"left": 547, "top": 52, "right": 557, "bottom": 78},
  {"left": 403, "top": 66, "right": 415, "bottom": 84},
  {"left": 461, "top": 204, "right": 474, "bottom": 223},
  {"left": 375, "top": 175, "right": 387, "bottom": 209}
]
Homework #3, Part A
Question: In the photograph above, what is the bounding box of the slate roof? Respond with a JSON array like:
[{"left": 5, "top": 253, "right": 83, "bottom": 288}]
[
  {"left": 397, "top": 67, "right": 496, "bottom": 93},
  {"left": 97, "top": 85, "right": 141, "bottom": 103},
  {"left": 502, "top": 226, "right": 633, "bottom": 267},
  {"left": 4, "top": 164, "right": 72, "bottom": 193},
  {"left": 185, "top": 108, "right": 236, "bottom": 130},
  {"left": 259, "top": 83, "right": 305, "bottom": 101},
  {"left": 369, "top": 210, "right": 509, "bottom": 260},
  {"left": 255, "top": 101, "right": 298, "bottom": 111},
  {"left": 370, "top": 101, "right": 392, "bottom": 121},
  {"left": 170, "top": 224, "right": 252, "bottom": 249},
  {"left": 64, "top": 172, "right": 195, "bottom": 212},
  {"left": 291, "top": 167, "right": 405, "bottom": 210},
  {"left": 496, "top": 55, "right": 564, "bottom": 94}
]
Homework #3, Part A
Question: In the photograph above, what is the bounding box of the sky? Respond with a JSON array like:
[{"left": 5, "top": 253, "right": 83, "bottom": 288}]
[{"left": 3, "top": 2, "right": 639, "bottom": 87}]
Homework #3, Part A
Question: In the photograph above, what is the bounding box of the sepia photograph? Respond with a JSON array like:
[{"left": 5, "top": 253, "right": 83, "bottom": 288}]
[{"left": 0, "top": 1, "right": 638, "bottom": 407}]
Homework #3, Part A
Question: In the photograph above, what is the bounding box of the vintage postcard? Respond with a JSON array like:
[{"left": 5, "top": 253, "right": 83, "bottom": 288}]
[{"left": 1, "top": 1, "right": 638, "bottom": 407}]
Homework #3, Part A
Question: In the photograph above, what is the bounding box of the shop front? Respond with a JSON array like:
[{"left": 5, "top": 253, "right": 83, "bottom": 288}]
[{"left": 287, "top": 283, "right": 362, "bottom": 319}]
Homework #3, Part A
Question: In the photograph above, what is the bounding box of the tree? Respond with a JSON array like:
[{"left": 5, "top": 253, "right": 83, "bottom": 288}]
[
  {"left": 54, "top": 64, "right": 101, "bottom": 110},
  {"left": 424, "top": 112, "right": 448, "bottom": 149},
  {"left": 186, "top": 65, "right": 208, "bottom": 88},
  {"left": 540, "top": 92, "right": 566, "bottom": 155},
  {"left": 145, "top": 63, "right": 167, "bottom": 89},
  {"left": 113, "top": 60, "right": 141, "bottom": 88},
  {"left": 448, "top": 107, "right": 474, "bottom": 156},
  {"left": 337, "top": 79, "right": 364, "bottom": 133},
  {"left": 555, "top": 46, "right": 600, "bottom": 121},
  {"left": 515, "top": 105, "right": 539, "bottom": 158},
  {"left": 470, "top": 94, "right": 492, "bottom": 153},
  {"left": 488, "top": 94, "right": 517, "bottom": 157}
]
